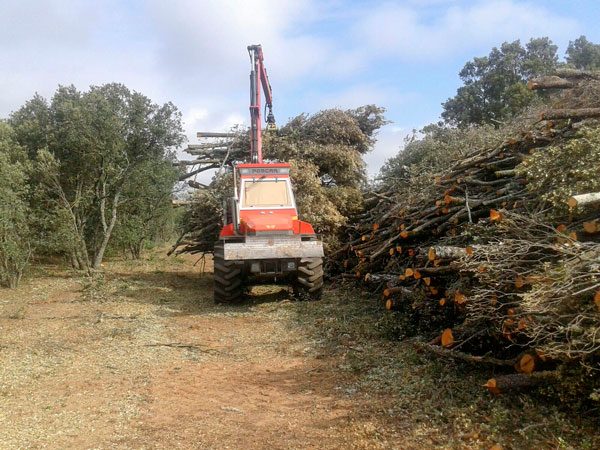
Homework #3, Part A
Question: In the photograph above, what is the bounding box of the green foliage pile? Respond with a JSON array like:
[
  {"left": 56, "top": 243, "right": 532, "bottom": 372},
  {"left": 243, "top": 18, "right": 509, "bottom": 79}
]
[
  {"left": 381, "top": 122, "right": 508, "bottom": 188},
  {"left": 518, "top": 125, "right": 600, "bottom": 217},
  {"left": 263, "top": 106, "right": 388, "bottom": 247}
]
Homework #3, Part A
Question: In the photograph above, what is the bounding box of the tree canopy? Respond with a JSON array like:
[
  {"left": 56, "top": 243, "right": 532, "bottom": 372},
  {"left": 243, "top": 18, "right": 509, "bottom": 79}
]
[
  {"left": 9, "top": 83, "right": 184, "bottom": 272},
  {"left": 442, "top": 38, "right": 558, "bottom": 127},
  {"left": 566, "top": 35, "right": 600, "bottom": 70},
  {"left": 0, "top": 121, "right": 33, "bottom": 287}
]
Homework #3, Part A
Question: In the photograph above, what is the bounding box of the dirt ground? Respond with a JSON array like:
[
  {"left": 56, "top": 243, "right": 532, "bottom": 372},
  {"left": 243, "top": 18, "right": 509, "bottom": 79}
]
[
  {"left": 0, "top": 252, "right": 396, "bottom": 449},
  {"left": 1, "top": 250, "right": 598, "bottom": 449}
]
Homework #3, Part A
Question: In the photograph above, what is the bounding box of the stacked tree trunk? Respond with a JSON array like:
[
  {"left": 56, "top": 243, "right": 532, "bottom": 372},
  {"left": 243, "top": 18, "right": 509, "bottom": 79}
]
[
  {"left": 330, "top": 70, "right": 600, "bottom": 397},
  {"left": 169, "top": 131, "right": 248, "bottom": 256},
  {"left": 175, "top": 131, "right": 246, "bottom": 184}
]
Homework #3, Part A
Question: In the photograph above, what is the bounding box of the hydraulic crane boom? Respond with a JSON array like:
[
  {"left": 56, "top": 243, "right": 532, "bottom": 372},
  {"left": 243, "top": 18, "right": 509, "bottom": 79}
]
[{"left": 248, "top": 44, "right": 276, "bottom": 164}]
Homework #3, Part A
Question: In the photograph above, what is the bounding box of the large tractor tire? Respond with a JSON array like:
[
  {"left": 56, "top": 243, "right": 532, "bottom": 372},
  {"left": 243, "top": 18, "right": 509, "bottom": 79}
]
[
  {"left": 293, "top": 257, "right": 323, "bottom": 301},
  {"left": 213, "top": 241, "right": 245, "bottom": 304}
]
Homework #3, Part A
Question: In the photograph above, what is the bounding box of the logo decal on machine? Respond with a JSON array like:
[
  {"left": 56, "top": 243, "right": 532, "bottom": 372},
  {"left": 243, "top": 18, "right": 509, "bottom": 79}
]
[{"left": 239, "top": 167, "right": 290, "bottom": 175}]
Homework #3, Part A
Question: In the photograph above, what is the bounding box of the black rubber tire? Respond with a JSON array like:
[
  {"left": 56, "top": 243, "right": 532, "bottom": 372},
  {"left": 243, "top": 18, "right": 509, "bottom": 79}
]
[
  {"left": 213, "top": 241, "right": 245, "bottom": 304},
  {"left": 292, "top": 257, "right": 323, "bottom": 301}
]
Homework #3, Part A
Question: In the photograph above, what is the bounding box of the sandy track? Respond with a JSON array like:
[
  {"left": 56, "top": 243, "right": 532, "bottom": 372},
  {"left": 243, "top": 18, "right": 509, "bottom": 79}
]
[{"left": 0, "top": 256, "right": 395, "bottom": 449}]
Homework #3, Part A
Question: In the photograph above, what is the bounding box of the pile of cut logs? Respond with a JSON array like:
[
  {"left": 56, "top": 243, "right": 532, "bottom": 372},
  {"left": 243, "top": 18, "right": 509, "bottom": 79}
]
[
  {"left": 169, "top": 131, "right": 247, "bottom": 256},
  {"left": 330, "top": 69, "right": 600, "bottom": 395},
  {"left": 175, "top": 131, "right": 246, "bottom": 188}
]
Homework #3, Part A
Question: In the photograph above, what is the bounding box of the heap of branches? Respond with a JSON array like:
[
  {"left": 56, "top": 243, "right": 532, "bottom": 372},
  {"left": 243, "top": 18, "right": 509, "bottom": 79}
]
[
  {"left": 169, "top": 106, "right": 388, "bottom": 256},
  {"left": 330, "top": 70, "right": 600, "bottom": 404}
]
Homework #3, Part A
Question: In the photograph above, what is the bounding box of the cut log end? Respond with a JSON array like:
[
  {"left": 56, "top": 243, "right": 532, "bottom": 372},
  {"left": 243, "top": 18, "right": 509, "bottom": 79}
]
[
  {"left": 519, "top": 354, "right": 536, "bottom": 374},
  {"left": 455, "top": 290, "right": 467, "bottom": 305},
  {"left": 490, "top": 209, "right": 503, "bottom": 222},
  {"left": 441, "top": 328, "right": 454, "bottom": 348},
  {"left": 583, "top": 221, "right": 598, "bottom": 233},
  {"left": 483, "top": 378, "right": 500, "bottom": 395},
  {"left": 484, "top": 371, "right": 557, "bottom": 394},
  {"left": 428, "top": 247, "right": 436, "bottom": 261}
]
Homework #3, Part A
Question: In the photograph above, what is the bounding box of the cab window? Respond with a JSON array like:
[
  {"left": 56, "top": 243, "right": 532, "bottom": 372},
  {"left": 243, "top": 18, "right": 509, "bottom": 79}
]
[{"left": 242, "top": 179, "right": 292, "bottom": 208}]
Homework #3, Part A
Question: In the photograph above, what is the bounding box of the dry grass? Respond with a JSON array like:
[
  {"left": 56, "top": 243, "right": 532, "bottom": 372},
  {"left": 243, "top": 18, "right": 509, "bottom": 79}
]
[
  {"left": 0, "top": 249, "right": 597, "bottom": 449},
  {"left": 289, "top": 283, "right": 600, "bottom": 450}
]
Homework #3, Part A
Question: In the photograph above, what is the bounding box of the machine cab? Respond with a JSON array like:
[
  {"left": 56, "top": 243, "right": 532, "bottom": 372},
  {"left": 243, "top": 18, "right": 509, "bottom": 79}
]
[
  {"left": 219, "top": 163, "right": 317, "bottom": 237},
  {"left": 236, "top": 163, "right": 297, "bottom": 235}
]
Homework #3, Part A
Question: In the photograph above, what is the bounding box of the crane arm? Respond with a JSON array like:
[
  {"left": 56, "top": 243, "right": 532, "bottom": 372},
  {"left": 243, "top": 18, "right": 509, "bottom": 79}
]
[{"left": 248, "top": 44, "right": 276, "bottom": 164}]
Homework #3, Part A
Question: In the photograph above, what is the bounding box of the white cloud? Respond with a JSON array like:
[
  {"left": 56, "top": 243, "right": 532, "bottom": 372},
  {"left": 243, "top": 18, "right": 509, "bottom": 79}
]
[
  {"left": 355, "top": 0, "right": 579, "bottom": 62},
  {"left": 144, "top": 0, "right": 334, "bottom": 86},
  {"left": 310, "top": 82, "right": 421, "bottom": 111},
  {"left": 0, "top": 0, "right": 588, "bottom": 176},
  {"left": 365, "top": 124, "right": 409, "bottom": 177}
]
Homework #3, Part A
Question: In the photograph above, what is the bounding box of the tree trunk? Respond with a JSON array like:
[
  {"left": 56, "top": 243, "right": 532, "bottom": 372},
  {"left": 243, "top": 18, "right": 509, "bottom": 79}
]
[
  {"left": 93, "top": 189, "right": 121, "bottom": 269},
  {"left": 132, "top": 238, "right": 145, "bottom": 260},
  {"left": 568, "top": 192, "right": 600, "bottom": 208},
  {"left": 76, "top": 244, "right": 90, "bottom": 274},
  {"left": 483, "top": 371, "right": 558, "bottom": 394},
  {"left": 70, "top": 250, "right": 80, "bottom": 270},
  {"left": 554, "top": 68, "right": 600, "bottom": 81},
  {"left": 528, "top": 76, "right": 575, "bottom": 90},
  {"left": 73, "top": 214, "right": 91, "bottom": 274},
  {"left": 539, "top": 108, "right": 600, "bottom": 121}
]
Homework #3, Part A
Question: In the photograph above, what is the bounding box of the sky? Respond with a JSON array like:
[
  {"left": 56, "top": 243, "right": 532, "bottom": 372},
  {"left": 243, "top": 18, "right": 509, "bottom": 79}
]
[{"left": 1, "top": 0, "right": 599, "bottom": 177}]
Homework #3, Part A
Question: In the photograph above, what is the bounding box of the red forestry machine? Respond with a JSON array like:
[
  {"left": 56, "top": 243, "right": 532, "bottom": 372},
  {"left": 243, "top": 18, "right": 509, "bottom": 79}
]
[{"left": 213, "top": 45, "right": 324, "bottom": 303}]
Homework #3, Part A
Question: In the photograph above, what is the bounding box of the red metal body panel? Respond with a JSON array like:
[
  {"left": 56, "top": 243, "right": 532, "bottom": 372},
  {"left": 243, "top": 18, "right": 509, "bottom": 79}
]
[
  {"left": 219, "top": 219, "right": 315, "bottom": 237},
  {"left": 220, "top": 223, "right": 236, "bottom": 237},
  {"left": 239, "top": 209, "right": 296, "bottom": 233},
  {"left": 294, "top": 220, "right": 316, "bottom": 235}
]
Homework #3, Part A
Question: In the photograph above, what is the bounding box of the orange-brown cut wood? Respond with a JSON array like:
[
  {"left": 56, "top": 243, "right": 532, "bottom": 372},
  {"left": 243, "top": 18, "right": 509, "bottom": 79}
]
[
  {"left": 583, "top": 221, "right": 598, "bottom": 233},
  {"left": 454, "top": 290, "right": 467, "bottom": 305},
  {"left": 520, "top": 354, "right": 536, "bottom": 374},
  {"left": 441, "top": 328, "right": 454, "bottom": 348},
  {"left": 428, "top": 247, "right": 436, "bottom": 261},
  {"left": 490, "top": 209, "right": 502, "bottom": 222}
]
